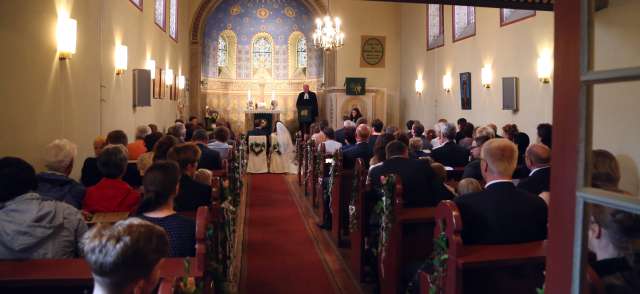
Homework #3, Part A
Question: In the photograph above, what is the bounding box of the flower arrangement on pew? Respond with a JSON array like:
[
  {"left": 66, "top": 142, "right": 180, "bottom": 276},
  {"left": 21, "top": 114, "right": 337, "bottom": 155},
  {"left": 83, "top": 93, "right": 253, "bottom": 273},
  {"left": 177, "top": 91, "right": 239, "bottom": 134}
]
[
  {"left": 304, "top": 140, "right": 315, "bottom": 190},
  {"left": 177, "top": 258, "right": 202, "bottom": 294},
  {"left": 348, "top": 172, "right": 360, "bottom": 233},
  {"left": 323, "top": 151, "right": 341, "bottom": 214},
  {"left": 427, "top": 221, "right": 449, "bottom": 294},
  {"left": 375, "top": 174, "right": 397, "bottom": 276},
  {"left": 249, "top": 141, "right": 266, "bottom": 156}
]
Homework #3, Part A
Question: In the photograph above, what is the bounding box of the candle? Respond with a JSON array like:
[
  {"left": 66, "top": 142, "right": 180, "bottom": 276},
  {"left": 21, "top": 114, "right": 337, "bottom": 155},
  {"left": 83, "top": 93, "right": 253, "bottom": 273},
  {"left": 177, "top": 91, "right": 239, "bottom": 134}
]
[
  {"left": 271, "top": 90, "right": 276, "bottom": 101},
  {"left": 247, "top": 89, "right": 251, "bottom": 101}
]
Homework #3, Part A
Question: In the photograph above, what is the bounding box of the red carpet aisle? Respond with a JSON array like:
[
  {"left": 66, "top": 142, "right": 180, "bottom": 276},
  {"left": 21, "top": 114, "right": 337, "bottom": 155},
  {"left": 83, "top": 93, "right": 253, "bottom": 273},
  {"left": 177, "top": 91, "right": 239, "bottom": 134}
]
[{"left": 242, "top": 174, "right": 336, "bottom": 293}]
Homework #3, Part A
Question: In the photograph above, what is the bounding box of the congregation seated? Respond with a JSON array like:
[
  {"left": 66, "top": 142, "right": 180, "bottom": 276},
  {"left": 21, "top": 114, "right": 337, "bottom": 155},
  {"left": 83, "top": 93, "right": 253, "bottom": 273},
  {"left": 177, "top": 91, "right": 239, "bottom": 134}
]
[
  {"left": 309, "top": 122, "right": 325, "bottom": 144},
  {"left": 588, "top": 204, "right": 640, "bottom": 293},
  {"left": 81, "top": 136, "right": 107, "bottom": 187},
  {"left": 355, "top": 117, "right": 368, "bottom": 127},
  {"left": 136, "top": 131, "right": 163, "bottom": 176},
  {"left": 431, "top": 122, "right": 470, "bottom": 168},
  {"left": 369, "top": 140, "right": 454, "bottom": 207},
  {"left": 335, "top": 120, "right": 356, "bottom": 145},
  {"left": 457, "top": 178, "right": 483, "bottom": 196},
  {"left": 431, "top": 162, "right": 457, "bottom": 196},
  {"left": 411, "top": 122, "right": 433, "bottom": 150},
  {"left": 454, "top": 139, "right": 548, "bottom": 245},
  {"left": 169, "top": 122, "right": 187, "bottom": 143},
  {"left": 148, "top": 123, "right": 158, "bottom": 133},
  {"left": 591, "top": 149, "right": 629, "bottom": 194},
  {"left": 152, "top": 135, "right": 180, "bottom": 162},
  {"left": 81, "top": 130, "right": 142, "bottom": 188},
  {"left": 368, "top": 118, "right": 384, "bottom": 150},
  {"left": 537, "top": 123, "right": 552, "bottom": 148},
  {"left": 320, "top": 127, "right": 342, "bottom": 155},
  {"left": 185, "top": 116, "right": 201, "bottom": 142},
  {"left": 409, "top": 137, "right": 429, "bottom": 159},
  {"left": 192, "top": 129, "right": 222, "bottom": 171},
  {"left": 458, "top": 122, "right": 475, "bottom": 150},
  {"left": 0, "top": 157, "right": 87, "bottom": 259},
  {"left": 462, "top": 126, "right": 496, "bottom": 183},
  {"left": 83, "top": 145, "right": 141, "bottom": 213},
  {"left": 82, "top": 218, "right": 169, "bottom": 294},
  {"left": 517, "top": 143, "right": 551, "bottom": 195},
  {"left": 430, "top": 119, "right": 448, "bottom": 149},
  {"left": 168, "top": 143, "right": 213, "bottom": 212},
  {"left": 137, "top": 161, "right": 195, "bottom": 257},
  {"left": 455, "top": 118, "right": 468, "bottom": 143},
  {"left": 36, "top": 139, "right": 85, "bottom": 209},
  {"left": 207, "top": 126, "right": 231, "bottom": 159},
  {"left": 342, "top": 124, "right": 373, "bottom": 169},
  {"left": 369, "top": 133, "right": 396, "bottom": 169},
  {"left": 127, "top": 125, "right": 150, "bottom": 160}
]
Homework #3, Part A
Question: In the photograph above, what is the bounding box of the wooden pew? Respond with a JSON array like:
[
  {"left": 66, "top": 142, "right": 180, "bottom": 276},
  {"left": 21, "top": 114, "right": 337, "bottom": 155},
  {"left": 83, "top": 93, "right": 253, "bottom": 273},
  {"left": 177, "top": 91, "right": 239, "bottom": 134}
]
[
  {"left": 419, "top": 201, "right": 546, "bottom": 294},
  {"left": 348, "top": 159, "right": 368, "bottom": 281},
  {"left": 296, "top": 131, "right": 304, "bottom": 185},
  {"left": 0, "top": 206, "right": 211, "bottom": 294},
  {"left": 378, "top": 174, "right": 437, "bottom": 294}
]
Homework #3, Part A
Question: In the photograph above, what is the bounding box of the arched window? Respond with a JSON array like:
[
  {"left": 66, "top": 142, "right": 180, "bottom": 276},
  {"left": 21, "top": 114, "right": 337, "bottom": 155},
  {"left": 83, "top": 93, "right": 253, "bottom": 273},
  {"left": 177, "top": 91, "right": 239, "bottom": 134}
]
[
  {"left": 296, "top": 37, "right": 307, "bottom": 68},
  {"left": 252, "top": 37, "right": 272, "bottom": 69},
  {"left": 218, "top": 36, "right": 228, "bottom": 67}
]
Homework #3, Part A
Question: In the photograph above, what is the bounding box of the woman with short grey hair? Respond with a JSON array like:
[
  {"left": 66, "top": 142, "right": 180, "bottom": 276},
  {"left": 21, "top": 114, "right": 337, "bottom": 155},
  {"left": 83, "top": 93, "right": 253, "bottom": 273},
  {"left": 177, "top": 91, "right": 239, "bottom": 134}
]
[{"left": 36, "top": 139, "right": 86, "bottom": 209}]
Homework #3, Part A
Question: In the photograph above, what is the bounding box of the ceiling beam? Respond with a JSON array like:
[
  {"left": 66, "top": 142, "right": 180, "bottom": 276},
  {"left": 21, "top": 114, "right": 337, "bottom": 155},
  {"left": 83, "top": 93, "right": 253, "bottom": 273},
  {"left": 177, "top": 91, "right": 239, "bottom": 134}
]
[{"left": 367, "top": 0, "right": 554, "bottom": 11}]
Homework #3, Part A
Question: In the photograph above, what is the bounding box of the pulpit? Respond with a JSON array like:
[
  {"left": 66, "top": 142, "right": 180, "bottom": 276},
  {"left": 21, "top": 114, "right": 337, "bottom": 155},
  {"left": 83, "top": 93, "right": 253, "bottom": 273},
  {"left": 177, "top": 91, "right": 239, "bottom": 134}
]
[{"left": 244, "top": 109, "right": 282, "bottom": 133}]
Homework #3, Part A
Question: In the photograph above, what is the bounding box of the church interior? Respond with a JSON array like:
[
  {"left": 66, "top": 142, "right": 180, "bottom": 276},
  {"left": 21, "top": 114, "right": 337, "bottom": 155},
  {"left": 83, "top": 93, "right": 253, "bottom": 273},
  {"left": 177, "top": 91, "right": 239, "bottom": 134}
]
[{"left": 1, "top": 0, "right": 639, "bottom": 293}]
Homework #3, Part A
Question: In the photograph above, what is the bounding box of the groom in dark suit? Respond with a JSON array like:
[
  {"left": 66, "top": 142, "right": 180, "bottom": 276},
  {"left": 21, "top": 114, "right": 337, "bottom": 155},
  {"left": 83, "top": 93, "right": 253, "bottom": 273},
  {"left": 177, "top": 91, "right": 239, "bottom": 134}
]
[
  {"left": 454, "top": 139, "right": 548, "bottom": 245},
  {"left": 296, "top": 84, "right": 318, "bottom": 134}
]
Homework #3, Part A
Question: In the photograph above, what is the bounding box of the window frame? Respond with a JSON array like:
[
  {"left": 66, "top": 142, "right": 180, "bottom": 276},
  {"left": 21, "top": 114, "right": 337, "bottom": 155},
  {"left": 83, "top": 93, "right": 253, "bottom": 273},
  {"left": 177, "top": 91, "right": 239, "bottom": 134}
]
[
  {"left": 452, "top": 6, "right": 476, "bottom": 43},
  {"left": 427, "top": 4, "right": 445, "bottom": 51},
  {"left": 168, "top": 0, "right": 178, "bottom": 42},
  {"left": 154, "top": 0, "right": 166, "bottom": 32},
  {"left": 129, "top": 0, "right": 143, "bottom": 11}
]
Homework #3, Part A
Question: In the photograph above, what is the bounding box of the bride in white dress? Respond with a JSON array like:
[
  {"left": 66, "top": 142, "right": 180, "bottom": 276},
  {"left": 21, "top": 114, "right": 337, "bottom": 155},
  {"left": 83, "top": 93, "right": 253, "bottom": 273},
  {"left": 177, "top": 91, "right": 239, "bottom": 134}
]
[{"left": 275, "top": 121, "right": 298, "bottom": 174}]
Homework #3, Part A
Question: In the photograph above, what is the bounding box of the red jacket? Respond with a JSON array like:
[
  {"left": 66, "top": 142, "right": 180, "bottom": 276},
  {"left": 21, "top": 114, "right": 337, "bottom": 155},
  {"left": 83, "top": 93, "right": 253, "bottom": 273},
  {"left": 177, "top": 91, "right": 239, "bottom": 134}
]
[{"left": 82, "top": 178, "right": 140, "bottom": 213}]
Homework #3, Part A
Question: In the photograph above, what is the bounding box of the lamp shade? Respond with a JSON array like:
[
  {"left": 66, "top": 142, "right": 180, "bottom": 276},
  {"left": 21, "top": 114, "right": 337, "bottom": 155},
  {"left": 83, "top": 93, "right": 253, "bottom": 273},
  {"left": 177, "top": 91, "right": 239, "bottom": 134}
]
[{"left": 57, "top": 16, "right": 77, "bottom": 59}]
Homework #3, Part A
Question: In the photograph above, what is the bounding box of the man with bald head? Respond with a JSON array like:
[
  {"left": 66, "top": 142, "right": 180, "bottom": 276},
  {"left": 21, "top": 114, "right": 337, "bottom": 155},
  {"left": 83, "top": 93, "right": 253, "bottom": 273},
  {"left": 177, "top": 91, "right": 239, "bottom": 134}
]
[
  {"left": 296, "top": 84, "right": 318, "bottom": 134},
  {"left": 341, "top": 124, "right": 372, "bottom": 169},
  {"left": 454, "top": 139, "right": 548, "bottom": 245},
  {"left": 517, "top": 143, "right": 551, "bottom": 195}
]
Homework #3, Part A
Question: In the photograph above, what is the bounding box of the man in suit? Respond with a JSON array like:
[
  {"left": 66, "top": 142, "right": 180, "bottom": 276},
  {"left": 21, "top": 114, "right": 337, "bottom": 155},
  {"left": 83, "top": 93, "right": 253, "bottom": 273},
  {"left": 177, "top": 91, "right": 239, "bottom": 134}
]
[
  {"left": 192, "top": 129, "right": 222, "bottom": 171},
  {"left": 517, "top": 143, "right": 551, "bottom": 195},
  {"left": 369, "top": 140, "right": 455, "bottom": 207},
  {"left": 455, "top": 118, "right": 467, "bottom": 144},
  {"left": 335, "top": 119, "right": 355, "bottom": 145},
  {"left": 368, "top": 118, "right": 384, "bottom": 150},
  {"left": 462, "top": 126, "right": 496, "bottom": 183},
  {"left": 342, "top": 124, "right": 372, "bottom": 169},
  {"left": 454, "top": 139, "right": 548, "bottom": 245},
  {"left": 168, "top": 144, "right": 213, "bottom": 212},
  {"left": 296, "top": 84, "right": 318, "bottom": 134},
  {"left": 431, "top": 122, "right": 470, "bottom": 167}
]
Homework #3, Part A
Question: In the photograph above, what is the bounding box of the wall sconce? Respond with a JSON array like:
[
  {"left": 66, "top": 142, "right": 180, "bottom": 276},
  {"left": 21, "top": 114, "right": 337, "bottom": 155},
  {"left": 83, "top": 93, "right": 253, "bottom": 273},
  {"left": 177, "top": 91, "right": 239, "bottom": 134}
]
[
  {"left": 165, "top": 69, "right": 174, "bottom": 85},
  {"left": 537, "top": 54, "right": 553, "bottom": 84},
  {"left": 146, "top": 59, "right": 156, "bottom": 79},
  {"left": 177, "top": 75, "right": 186, "bottom": 90},
  {"left": 415, "top": 79, "right": 424, "bottom": 96},
  {"left": 442, "top": 74, "right": 452, "bottom": 93},
  {"left": 481, "top": 65, "right": 492, "bottom": 88},
  {"left": 57, "top": 15, "right": 77, "bottom": 60},
  {"left": 115, "top": 45, "right": 128, "bottom": 75}
]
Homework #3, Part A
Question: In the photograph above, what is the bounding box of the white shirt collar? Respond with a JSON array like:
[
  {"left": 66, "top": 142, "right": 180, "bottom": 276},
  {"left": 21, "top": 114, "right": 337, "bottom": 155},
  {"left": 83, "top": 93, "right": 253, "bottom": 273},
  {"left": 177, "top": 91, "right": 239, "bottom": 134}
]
[
  {"left": 304, "top": 92, "right": 309, "bottom": 99},
  {"left": 484, "top": 179, "right": 513, "bottom": 189},
  {"left": 529, "top": 166, "right": 550, "bottom": 176}
]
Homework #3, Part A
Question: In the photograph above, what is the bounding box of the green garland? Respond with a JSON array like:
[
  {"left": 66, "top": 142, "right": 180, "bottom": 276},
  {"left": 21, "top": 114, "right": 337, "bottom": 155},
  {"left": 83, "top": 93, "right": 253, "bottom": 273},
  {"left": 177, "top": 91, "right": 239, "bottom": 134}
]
[
  {"left": 348, "top": 171, "right": 360, "bottom": 233},
  {"left": 375, "top": 174, "right": 396, "bottom": 273},
  {"left": 427, "top": 223, "right": 449, "bottom": 294},
  {"left": 249, "top": 141, "right": 266, "bottom": 156},
  {"left": 323, "top": 152, "right": 339, "bottom": 214}
]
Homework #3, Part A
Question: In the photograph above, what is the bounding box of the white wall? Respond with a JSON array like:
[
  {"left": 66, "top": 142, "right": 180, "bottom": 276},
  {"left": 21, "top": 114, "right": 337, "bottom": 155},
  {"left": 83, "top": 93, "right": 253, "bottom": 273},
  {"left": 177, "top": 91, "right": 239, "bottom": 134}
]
[
  {"left": 0, "top": 0, "right": 190, "bottom": 179},
  {"left": 400, "top": 4, "right": 554, "bottom": 138}
]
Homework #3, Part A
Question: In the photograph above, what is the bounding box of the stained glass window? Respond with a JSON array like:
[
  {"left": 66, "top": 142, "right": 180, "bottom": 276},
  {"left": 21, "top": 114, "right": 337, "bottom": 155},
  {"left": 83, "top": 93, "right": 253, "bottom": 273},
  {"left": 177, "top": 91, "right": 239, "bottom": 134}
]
[
  {"left": 297, "top": 37, "right": 307, "bottom": 68},
  {"left": 155, "top": 0, "right": 165, "bottom": 30},
  {"left": 218, "top": 36, "right": 228, "bottom": 67},
  {"left": 169, "top": 0, "right": 178, "bottom": 40},
  {"left": 428, "top": 4, "right": 444, "bottom": 49},
  {"left": 453, "top": 6, "right": 475, "bottom": 41},
  {"left": 252, "top": 37, "right": 272, "bottom": 68}
]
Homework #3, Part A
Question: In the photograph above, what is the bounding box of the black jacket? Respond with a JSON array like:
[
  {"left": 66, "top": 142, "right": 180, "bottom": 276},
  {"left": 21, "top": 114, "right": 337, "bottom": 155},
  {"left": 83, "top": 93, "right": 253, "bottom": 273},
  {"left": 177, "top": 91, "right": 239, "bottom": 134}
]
[
  {"left": 296, "top": 91, "right": 319, "bottom": 119},
  {"left": 517, "top": 167, "right": 551, "bottom": 195},
  {"left": 196, "top": 143, "right": 222, "bottom": 171},
  {"left": 431, "top": 141, "right": 470, "bottom": 167},
  {"left": 454, "top": 181, "right": 548, "bottom": 245},
  {"left": 462, "top": 159, "right": 483, "bottom": 182},
  {"left": 342, "top": 142, "right": 372, "bottom": 169},
  {"left": 81, "top": 158, "right": 141, "bottom": 188},
  {"left": 174, "top": 175, "right": 212, "bottom": 212},
  {"left": 369, "top": 157, "right": 454, "bottom": 207}
]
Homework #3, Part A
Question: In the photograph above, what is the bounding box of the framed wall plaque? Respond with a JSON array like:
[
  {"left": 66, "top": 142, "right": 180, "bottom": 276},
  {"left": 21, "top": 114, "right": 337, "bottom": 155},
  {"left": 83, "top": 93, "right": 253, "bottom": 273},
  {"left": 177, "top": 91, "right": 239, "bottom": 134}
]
[{"left": 360, "top": 36, "right": 386, "bottom": 68}]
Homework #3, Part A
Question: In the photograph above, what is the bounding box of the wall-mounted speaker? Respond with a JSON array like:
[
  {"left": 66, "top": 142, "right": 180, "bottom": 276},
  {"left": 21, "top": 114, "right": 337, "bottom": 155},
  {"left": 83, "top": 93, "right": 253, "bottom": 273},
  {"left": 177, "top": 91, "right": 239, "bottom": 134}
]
[
  {"left": 502, "top": 77, "right": 519, "bottom": 111},
  {"left": 133, "top": 69, "right": 151, "bottom": 107}
]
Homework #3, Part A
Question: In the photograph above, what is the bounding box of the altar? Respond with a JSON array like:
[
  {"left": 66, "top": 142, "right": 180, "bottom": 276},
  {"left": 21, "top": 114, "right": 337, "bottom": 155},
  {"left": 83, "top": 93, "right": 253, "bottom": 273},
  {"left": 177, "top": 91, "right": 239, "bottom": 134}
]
[{"left": 244, "top": 109, "right": 282, "bottom": 133}]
